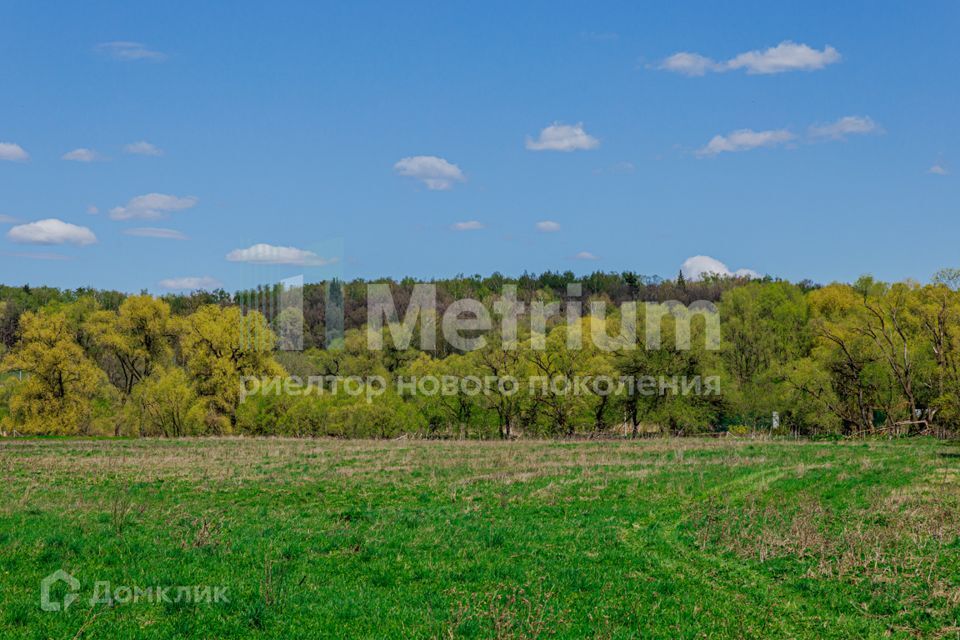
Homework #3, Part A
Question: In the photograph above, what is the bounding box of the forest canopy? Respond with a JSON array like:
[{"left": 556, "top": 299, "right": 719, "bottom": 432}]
[{"left": 0, "top": 270, "right": 957, "bottom": 439}]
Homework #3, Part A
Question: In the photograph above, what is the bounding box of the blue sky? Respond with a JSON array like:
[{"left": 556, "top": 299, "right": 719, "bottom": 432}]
[{"left": 0, "top": 0, "right": 957, "bottom": 292}]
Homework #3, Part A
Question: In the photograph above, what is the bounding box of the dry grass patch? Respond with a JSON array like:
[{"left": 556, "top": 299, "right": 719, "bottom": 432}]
[{"left": 693, "top": 468, "right": 960, "bottom": 608}]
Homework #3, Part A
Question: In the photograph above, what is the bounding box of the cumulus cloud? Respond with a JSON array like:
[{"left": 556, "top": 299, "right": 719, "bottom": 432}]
[
  {"left": 697, "top": 116, "right": 881, "bottom": 157},
  {"left": 96, "top": 41, "right": 167, "bottom": 62},
  {"left": 393, "top": 156, "right": 465, "bottom": 190},
  {"left": 123, "top": 227, "right": 187, "bottom": 240},
  {"left": 808, "top": 116, "right": 881, "bottom": 140},
  {"left": 124, "top": 141, "right": 163, "bottom": 156},
  {"left": 681, "top": 255, "right": 759, "bottom": 281},
  {"left": 526, "top": 122, "right": 599, "bottom": 152},
  {"left": 451, "top": 220, "right": 484, "bottom": 231},
  {"left": 109, "top": 193, "right": 198, "bottom": 220},
  {"left": 727, "top": 42, "right": 840, "bottom": 74},
  {"left": 657, "top": 41, "right": 840, "bottom": 76},
  {"left": 62, "top": 148, "right": 100, "bottom": 162},
  {"left": 226, "top": 243, "right": 337, "bottom": 266},
  {"left": 573, "top": 251, "right": 599, "bottom": 260},
  {"left": 657, "top": 52, "right": 718, "bottom": 76},
  {"left": 929, "top": 164, "right": 949, "bottom": 176},
  {"left": 159, "top": 276, "right": 223, "bottom": 291},
  {"left": 536, "top": 221, "right": 561, "bottom": 232},
  {"left": 697, "top": 128, "right": 794, "bottom": 157},
  {"left": 7, "top": 219, "right": 97, "bottom": 245},
  {"left": 0, "top": 142, "right": 29, "bottom": 162}
]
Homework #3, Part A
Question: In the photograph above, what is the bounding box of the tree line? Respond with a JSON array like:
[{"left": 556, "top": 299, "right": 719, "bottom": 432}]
[
  {"left": 0, "top": 271, "right": 773, "bottom": 351},
  {"left": 0, "top": 270, "right": 958, "bottom": 438}
]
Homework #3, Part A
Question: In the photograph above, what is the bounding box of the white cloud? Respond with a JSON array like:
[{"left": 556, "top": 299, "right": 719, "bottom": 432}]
[
  {"left": 808, "top": 116, "right": 880, "bottom": 140},
  {"left": 698, "top": 117, "right": 881, "bottom": 157},
  {"left": 123, "top": 227, "right": 188, "bottom": 240},
  {"left": 123, "top": 141, "right": 163, "bottom": 156},
  {"left": 536, "top": 220, "right": 561, "bottom": 232},
  {"left": 393, "top": 156, "right": 465, "bottom": 190},
  {"left": 929, "top": 164, "right": 949, "bottom": 176},
  {"left": 658, "top": 41, "right": 840, "bottom": 76},
  {"left": 226, "top": 243, "right": 337, "bottom": 266},
  {"left": 657, "top": 52, "right": 719, "bottom": 76},
  {"left": 159, "top": 276, "right": 223, "bottom": 291},
  {"left": 727, "top": 42, "right": 840, "bottom": 74},
  {"left": 681, "top": 255, "right": 759, "bottom": 281},
  {"left": 62, "top": 148, "right": 100, "bottom": 162},
  {"left": 0, "top": 142, "right": 28, "bottom": 162},
  {"left": 7, "top": 219, "right": 97, "bottom": 246},
  {"left": 526, "top": 122, "right": 599, "bottom": 152},
  {"left": 109, "top": 193, "right": 198, "bottom": 220},
  {"left": 452, "top": 220, "right": 484, "bottom": 231},
  {"left": 96, "top": 41, "right": 167, "bottom": 62},
  {"left": 573, "top": 251, "right": 599, "bottom": 260},
  {"left": 697, "top": 128, "right": 794, "bottom": 157}
]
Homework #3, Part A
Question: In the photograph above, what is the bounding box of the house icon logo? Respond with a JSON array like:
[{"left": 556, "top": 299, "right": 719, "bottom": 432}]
[{"left": 40, "top": 570, "right": 80, "bottom": 612}]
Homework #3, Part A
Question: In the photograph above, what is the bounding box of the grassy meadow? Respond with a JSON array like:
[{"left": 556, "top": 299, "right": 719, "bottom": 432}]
[{"left": 2, "top": 437, "right": 960, "bottom": 638}]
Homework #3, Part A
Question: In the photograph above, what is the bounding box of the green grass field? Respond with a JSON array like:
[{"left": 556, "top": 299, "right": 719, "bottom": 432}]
[{"left": 2, "top": 438, "right": 959, "bottom": 639}]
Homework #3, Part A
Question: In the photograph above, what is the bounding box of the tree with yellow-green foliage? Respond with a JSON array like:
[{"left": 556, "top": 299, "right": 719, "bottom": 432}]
[
  {"left": 787, "top": 279, "right": 930, "bottom": 436},
  {"left": 911, "top": 282, "right": 960, "bottom": 433},
  {"left": 527, "top": 323, "right": 601, "bottom": 436},
  {"left": 786, "top": 283, "right": 881, "bottom": 435},
  {"left": 718, "top": 281, "right": 810, "bottom": 431},
  {"left": 473, "top": 332, "right": 535, "bottom": 439},
  {"left": 1, "top": 309, "right": 106, "bottom": 434},
  {"left": 85, "top": 295, "right": 176, "bottom": 395},
  {"left": 125, "top": 366, "right": 203, "bottom": 437},
  {"left": 612, "top": 303, "right": 723, "bottom": 437},
  {"left": 402, "top": 351, "right": 486, "bottom": 438},
  {"left": 306, "top": 328, "right": 390, "bottom": 382},
  {"left": 179, "top": 305, "right": 285, "bottom": 430}
]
